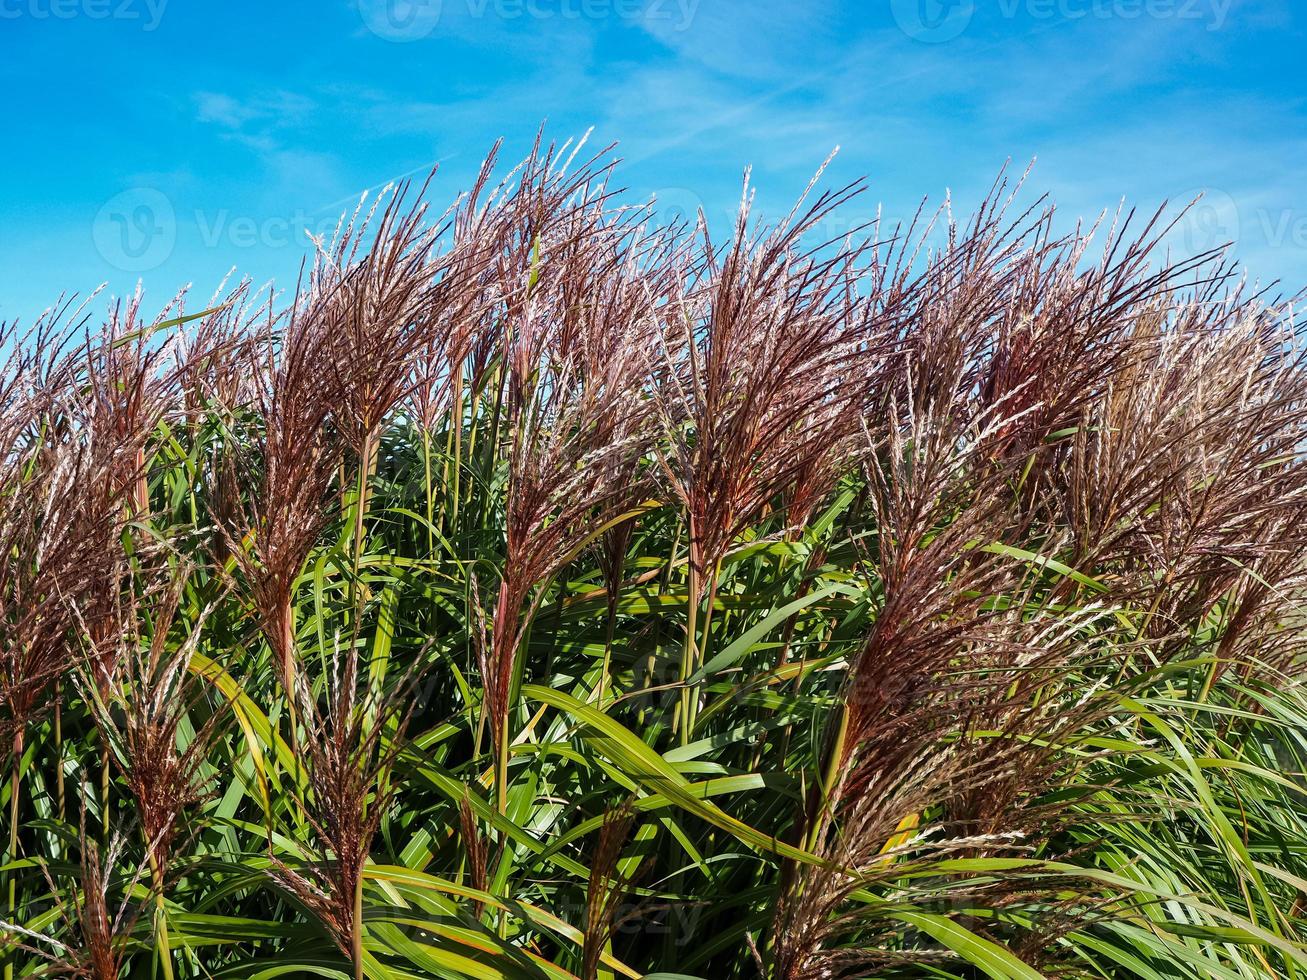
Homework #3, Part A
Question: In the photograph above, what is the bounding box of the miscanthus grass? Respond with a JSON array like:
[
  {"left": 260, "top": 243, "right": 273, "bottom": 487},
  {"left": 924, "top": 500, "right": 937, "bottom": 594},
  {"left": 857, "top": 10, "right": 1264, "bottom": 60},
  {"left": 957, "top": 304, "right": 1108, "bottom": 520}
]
[{"left": 1, "top": 133, "right": 1306, "bottom": 979}]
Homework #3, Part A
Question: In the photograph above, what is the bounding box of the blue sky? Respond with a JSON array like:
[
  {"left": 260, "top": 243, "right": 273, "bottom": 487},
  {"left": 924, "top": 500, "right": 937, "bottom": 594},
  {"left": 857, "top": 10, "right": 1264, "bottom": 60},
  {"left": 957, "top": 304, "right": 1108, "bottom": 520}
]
[{"left": 1, "top": 0, "right": 1303, "bottom": 323}]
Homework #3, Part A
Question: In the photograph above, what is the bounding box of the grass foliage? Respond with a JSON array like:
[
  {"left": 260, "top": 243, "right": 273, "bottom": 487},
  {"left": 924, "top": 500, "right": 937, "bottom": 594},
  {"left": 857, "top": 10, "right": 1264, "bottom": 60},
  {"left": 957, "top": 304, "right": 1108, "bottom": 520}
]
[{"left": 2, "top": 135, "right": 1307, "bottom": 979}]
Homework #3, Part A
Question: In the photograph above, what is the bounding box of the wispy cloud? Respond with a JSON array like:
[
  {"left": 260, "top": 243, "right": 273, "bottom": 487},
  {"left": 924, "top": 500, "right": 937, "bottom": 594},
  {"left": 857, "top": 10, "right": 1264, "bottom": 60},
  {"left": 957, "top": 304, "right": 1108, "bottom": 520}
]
[
  {"left": 2, "top": 0, "right": 1303, "bottom": 323},
  {"left": 194, "top": 90, "right": 318, "bottom": 148}
]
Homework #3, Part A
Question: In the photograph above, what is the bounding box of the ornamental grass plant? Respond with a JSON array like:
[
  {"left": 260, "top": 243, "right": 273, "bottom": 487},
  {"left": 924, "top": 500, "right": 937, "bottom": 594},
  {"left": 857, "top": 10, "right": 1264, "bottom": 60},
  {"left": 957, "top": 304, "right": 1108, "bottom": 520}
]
[{"left": 1, "top": 135, "right": 1306, "bottom": 980}]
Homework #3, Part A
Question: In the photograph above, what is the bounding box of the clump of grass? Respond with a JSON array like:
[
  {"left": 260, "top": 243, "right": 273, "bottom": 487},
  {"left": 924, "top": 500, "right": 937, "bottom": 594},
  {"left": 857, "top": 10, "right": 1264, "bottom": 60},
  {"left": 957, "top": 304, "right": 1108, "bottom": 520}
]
[
  {"left": 271, "top": 635, "right": 418, "bottom": 979},
  {"left": 0, "top": 134, "right": 1305, "bottom": 980}
]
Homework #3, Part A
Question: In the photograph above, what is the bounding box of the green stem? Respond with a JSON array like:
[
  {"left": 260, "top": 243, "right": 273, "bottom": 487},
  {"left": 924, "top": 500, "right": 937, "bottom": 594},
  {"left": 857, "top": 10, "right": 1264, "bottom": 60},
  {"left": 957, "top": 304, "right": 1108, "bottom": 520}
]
[
  {"left": 758, "top": 546, "right": 819, "bottom": 772},
  {"left": 100, "top": 740, "right": 110, "bottom": 838},
  {"left": 449, "top": 368, "right": 465, "bottom": 535},
  {"left": 496, "top": 722, "right": 510, "bottom": 817},
  {"left": 805, "top": 703, "right": 850, "bottom": 855},
  {"left": 465, "top": 388, "right": 481, "bottom": 491},
  {"left": 149, "top": 852, "right": 175, "bottom": 980},
  {"left": 53, "top": 688, "right": 64, "bottom": 824},
  {"left": 5, "top": 733, "right": 21, "bottom": 980},
  {"left": 483, "top": 366, "right": 506, "bottom": 531},
  {"left": 676, "top": 564, "right": 700, "bottom": 748},
  {"left": 494, "top": 714, "right": 511, "bottom": 941},
  {"left": 352, "top": 868, "right": 365, "bottom": 980},
  {"left": 349, "top": 428, "right": 380, "bottom": 630},
  {"left": 686, "top": 562, "right": 720, "bottom": 739},
  {"left": 423, "top": 425, "right": 434, "bottom": 554},
  {"left": 354, "top": 430, "right": 379, "bottom": 561},
  {"left": 281, "top": 608, "right": 304, "bottom": 787},
  {"left": 597, "top": 599, "right": 617, "bottom": 707}
]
